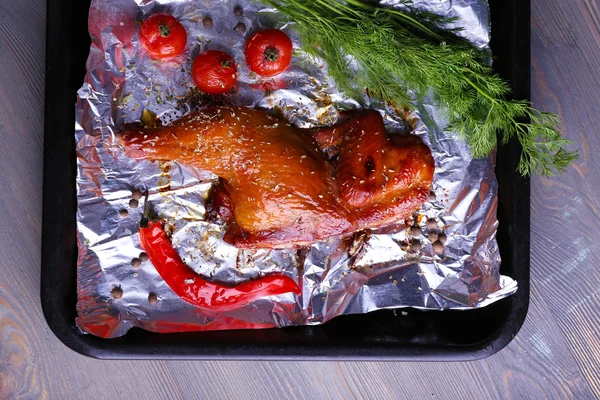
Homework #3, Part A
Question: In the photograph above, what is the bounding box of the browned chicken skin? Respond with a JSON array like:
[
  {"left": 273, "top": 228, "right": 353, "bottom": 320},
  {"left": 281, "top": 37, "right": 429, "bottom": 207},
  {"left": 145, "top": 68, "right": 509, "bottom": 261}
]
[{"left": 122, "top": 106, "right": 434, "bottom": 248}]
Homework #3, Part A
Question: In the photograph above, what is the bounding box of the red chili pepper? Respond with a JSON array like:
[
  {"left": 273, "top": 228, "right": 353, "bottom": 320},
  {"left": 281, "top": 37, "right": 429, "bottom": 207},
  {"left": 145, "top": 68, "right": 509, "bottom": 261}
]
[{"left": 139, "top": 221, "right": 301, "bottom": 311}]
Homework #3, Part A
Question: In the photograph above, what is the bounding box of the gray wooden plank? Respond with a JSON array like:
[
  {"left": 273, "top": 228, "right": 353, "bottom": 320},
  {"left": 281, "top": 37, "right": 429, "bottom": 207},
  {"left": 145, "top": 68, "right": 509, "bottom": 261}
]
[{"left": 530, "top": 0, "right": 600, "bottom": 396}]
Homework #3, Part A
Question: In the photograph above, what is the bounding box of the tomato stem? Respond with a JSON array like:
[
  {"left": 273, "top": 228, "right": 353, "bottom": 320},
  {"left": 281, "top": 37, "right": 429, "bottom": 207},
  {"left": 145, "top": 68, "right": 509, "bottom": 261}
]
[
  {"left": 158, "top": 24, "right": 171, "bottom": 37},
  {"left": 264, "top": 47, "right": 279, "bottom": 62}
]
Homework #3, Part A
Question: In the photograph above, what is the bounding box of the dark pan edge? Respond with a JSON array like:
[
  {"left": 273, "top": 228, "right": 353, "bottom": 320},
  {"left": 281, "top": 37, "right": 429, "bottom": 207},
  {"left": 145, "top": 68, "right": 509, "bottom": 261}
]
[{"left": 41, "top": 0, "right": 530, "bottom": 361}]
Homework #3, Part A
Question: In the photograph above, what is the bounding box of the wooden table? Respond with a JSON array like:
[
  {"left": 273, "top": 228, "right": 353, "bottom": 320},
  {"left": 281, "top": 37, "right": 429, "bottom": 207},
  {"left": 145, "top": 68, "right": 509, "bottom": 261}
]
[{"left": 1, "top": 0, "right": 598, "bottom": 398}]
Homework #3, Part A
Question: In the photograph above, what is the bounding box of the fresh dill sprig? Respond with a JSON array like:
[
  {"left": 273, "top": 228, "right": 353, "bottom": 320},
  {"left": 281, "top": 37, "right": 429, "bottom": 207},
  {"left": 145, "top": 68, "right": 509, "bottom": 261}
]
[{"left": 261, "top": 0, "right": 578, "bottom": 176}]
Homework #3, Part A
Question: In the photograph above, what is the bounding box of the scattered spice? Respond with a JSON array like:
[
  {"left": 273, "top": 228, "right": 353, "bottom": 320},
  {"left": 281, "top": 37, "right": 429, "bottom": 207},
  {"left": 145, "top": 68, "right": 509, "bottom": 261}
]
[
  {"left": 426, "top": 218, "right": 437, "bottom": 230},
  {"left": 139, "top": 252, "right": 149, "bottom": 262},
  {"left": 346, "top": 230, "right": 369, "bottom": 258},
  {"left": 234, "top": 6, "right": 243, "bottom": 16},
  {"left": 131, "top": 258, "right": 141, "bottom": 269},
  {"left": 176, "top": 87, "right": 232, "bottom": 112},
  {"left": 132, "top": 189, "right": 143, "bottom": 200},
  {"left": 433, "top": 241, "right": 444, "bottom": 255},
  {"left": 141, "top": 109, "right": 160, "bottom": 128},
  {"left": 111, "top": 286, "right": 123, "bottom": 300},
  {"left": 409, "top": 226, "right": 422, "bottom": 237},
  {"left": 119, "top": 209, "right": 128, "bottom": 218},
  {"left": 234, "top": 22, "right": 246, "bottom": 32},
  {"left": 148, "top": 292, "right": 158, "bottom": 304},
  {"left": 129, "top": 199, "right": 139, "bottom": 208},
  {"left": 428, "top": 231, "right": 439, "bottom": 243},
  {"left": 409, "top": 240, "right": 422, "bottom": 252},
  {"left": 438, "top": 232, "right": 447, "bottom": 244},
  {"left": 202, "top": 16, "right": 213, "bottom": 29}
]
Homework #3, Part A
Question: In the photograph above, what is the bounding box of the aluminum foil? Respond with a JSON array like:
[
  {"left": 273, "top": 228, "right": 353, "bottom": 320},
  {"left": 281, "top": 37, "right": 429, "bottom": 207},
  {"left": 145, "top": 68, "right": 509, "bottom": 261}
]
[{"left": 75, "top": 0, "right": 517, "bottom": 338}]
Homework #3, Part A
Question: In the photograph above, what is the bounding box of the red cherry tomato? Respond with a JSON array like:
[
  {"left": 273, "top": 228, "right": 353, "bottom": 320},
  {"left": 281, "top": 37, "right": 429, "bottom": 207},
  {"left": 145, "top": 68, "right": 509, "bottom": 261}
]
[
  {"left": 139, "top": 13, "right": 187, "bottom": 60},
  {"left": 192, "top": 50, "right": 238, "bottom": 95},
  {"left": 245, "top": 29, "right": 293, "bottom": 77}
]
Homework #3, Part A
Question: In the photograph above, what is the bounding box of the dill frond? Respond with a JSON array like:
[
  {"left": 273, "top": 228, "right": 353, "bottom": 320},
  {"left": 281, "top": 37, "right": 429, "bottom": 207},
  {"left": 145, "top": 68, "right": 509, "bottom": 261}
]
[{"left": 261, "top": 0, "right": 578, "bottom": 176}]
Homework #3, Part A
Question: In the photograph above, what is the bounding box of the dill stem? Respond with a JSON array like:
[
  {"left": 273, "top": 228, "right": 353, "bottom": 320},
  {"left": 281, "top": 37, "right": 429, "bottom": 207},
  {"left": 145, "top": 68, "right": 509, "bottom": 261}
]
[
  {"left": 379, "top": 7, "right": 444, "bottom": 41},
  {"left": 313, "top": 0, "right": 361, "bottom": 18}
]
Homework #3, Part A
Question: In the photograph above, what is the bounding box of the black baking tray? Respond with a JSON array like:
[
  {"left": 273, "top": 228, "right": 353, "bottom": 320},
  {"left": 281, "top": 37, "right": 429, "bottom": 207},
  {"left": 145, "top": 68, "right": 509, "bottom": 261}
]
[{"left": 42, "top": 0, "right": 530, "bottom": 360}]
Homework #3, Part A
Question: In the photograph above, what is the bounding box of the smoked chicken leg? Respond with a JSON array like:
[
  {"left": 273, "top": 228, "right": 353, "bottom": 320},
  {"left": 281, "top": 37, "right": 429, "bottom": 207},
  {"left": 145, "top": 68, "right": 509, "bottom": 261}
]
[{"left": 121, "top": 106, "right": 434, "bottom": 248}]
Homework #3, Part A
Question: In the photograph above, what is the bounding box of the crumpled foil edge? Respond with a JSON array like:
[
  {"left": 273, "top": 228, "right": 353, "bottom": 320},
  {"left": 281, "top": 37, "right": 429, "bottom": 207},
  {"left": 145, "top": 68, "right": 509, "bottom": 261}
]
[{"left": 74, "top": 0, "right": 517, "bottom": 338}]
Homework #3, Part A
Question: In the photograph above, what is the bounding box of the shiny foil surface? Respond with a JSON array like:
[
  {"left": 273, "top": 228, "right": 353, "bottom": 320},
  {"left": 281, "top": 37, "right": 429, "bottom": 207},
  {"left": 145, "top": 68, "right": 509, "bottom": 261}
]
[{"left": 75, "top": 0, "right": 517, "bottom": 338}]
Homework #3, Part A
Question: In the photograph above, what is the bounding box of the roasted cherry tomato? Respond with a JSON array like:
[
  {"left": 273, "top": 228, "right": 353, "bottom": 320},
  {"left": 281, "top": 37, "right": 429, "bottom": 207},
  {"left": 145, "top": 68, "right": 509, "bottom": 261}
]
[
  {"left": 192, "top": 50, "right": 238, "bottom": 95},
  {"left": 245, "top": 29, "right": 293, "bottom": 77},
  {"left": 139, "top": 13, "right": 187, "bottom": 60}
]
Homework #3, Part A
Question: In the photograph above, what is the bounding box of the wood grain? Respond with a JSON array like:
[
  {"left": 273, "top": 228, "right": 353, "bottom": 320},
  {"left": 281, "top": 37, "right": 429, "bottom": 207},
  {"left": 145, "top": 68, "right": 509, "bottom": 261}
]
[
  {"left": 530, "top": 0, "right": 600, "bottom": 397},
  {"left": 1, "top": 0, "right": 599, "bottom": 398}
]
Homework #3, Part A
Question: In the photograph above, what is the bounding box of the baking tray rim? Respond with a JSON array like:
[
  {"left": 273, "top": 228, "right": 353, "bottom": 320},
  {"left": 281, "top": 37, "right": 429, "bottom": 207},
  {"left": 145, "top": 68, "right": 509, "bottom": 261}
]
[{"left": 41, "top": 0, "right": 530, "bottom": 361}]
